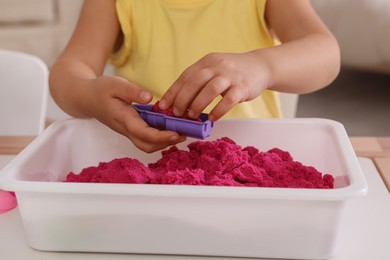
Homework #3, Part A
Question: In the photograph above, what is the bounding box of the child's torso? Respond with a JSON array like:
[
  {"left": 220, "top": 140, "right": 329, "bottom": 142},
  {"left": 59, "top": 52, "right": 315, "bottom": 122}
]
[{"left": 112, "top": 0, "right": 281, "bottom": 118}]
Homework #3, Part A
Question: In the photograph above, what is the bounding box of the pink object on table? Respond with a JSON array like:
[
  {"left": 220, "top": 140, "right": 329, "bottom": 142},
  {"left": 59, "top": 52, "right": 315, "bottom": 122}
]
[{"left": 0, "top": 190, "right": 17, "bottom": 214}]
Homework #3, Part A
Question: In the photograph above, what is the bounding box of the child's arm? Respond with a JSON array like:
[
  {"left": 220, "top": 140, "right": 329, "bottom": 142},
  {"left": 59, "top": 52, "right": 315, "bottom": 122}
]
[
  {"left": 49, "top": 0, "right": 185, "bottom": 153},
  {"left": 159, "top": 0, "right": 340, "bottom": 121}
]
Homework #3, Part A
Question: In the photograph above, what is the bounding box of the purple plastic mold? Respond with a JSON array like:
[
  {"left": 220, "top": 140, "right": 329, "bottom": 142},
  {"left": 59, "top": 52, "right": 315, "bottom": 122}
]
[{"left": 133, "top": 104, "right": 214, "bottom": 139}]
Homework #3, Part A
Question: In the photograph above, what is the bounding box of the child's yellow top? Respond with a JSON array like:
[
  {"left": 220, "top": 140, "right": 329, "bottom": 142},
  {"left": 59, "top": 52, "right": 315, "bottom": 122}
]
[{"left": 111, "top": 0, "right": 282, "bottom": 118}]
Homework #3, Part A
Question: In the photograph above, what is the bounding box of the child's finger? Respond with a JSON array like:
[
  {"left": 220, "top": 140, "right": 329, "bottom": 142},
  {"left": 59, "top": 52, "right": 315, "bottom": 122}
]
[
  {"left": 131, "top": 130, "right": 187, "bottom": 153},
  {"left": 125, "top": 120, "right": 186, "bottom": 153},
  {"left": 209, "top": 87, "right": 243, "bottom": 121},
  {"left": 159, "top": 64, "right": 210, "bottom": 113},
  {"left": 170, "top": 70, "right": 214, "bottom": 117},
  {"left": 112, "top": 77, "right": 152, "bottom": 104},
  {"left": 187, "top": 76, "right": 231, "bottom": 119}
]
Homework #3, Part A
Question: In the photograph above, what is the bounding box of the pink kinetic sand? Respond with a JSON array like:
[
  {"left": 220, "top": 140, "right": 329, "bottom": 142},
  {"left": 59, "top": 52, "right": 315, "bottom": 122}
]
[{"left": 65, "top": 137, "right": 334, "bottom": 189}]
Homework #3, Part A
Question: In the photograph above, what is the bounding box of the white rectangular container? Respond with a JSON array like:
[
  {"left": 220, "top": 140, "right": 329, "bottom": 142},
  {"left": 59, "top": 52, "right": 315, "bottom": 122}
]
[{"left": 0, "top": 118, "right": 367, "bottom": 259}]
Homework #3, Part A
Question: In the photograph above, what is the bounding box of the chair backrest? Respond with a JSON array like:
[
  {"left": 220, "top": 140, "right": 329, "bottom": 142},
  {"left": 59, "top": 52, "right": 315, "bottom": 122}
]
[{"left": 0, "top": 49, "right": 48, "bottom": 135}]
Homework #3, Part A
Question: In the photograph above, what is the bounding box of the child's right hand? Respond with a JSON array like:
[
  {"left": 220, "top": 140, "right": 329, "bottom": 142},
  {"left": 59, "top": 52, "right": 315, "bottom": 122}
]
[
  {"left": 48, "top": 0, "right": 186, "bottom": 153},
  {"left": 87, "top": 75, "right": 186, "bottom": 153}
]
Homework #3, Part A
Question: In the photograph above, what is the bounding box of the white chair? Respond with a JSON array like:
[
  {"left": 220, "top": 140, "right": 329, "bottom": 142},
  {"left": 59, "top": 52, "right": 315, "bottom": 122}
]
[{"left": 0, "top": 49, "right": 49, "bottom": 135}]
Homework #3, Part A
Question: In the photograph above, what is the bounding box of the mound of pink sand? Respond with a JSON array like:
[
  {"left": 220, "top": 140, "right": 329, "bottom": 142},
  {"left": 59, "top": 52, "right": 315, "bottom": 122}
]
[{"left": 65, "top": 137, "right": 334, "bottom": 189}]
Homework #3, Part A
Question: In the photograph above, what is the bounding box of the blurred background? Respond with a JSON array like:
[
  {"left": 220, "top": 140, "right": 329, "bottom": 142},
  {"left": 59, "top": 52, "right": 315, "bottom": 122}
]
[{"left": 0, "top": 0, "right": 389, "bottom": 136}]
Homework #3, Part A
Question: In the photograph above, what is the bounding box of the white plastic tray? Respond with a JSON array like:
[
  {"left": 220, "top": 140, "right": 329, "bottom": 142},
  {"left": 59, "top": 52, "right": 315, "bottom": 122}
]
[{"left": 0, "top": 118, "right": 368, "bottom": 259}]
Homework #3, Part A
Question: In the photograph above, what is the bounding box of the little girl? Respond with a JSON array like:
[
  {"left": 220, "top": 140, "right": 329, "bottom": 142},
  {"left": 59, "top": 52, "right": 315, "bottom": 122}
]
[{"left": 49, "top": 0, "right": 340, "bottom": 153}]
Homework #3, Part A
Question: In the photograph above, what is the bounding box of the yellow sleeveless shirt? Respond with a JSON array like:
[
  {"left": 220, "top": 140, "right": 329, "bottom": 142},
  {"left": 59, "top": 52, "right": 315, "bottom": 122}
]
[{"left": 111, "top": 0, "right": 282, "bottom": 118}]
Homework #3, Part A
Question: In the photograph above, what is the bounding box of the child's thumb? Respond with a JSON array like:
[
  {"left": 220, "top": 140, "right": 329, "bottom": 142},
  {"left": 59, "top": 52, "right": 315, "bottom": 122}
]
[
  {"left": 138, "top": 90, "right": 153, "bottom": 103},
  {"left": 115, "top": 79, "right": 153, "bottom": 104}
]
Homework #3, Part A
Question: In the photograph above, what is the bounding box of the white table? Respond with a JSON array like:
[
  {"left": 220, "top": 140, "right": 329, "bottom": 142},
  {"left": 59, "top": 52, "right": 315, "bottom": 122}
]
[{"left": 0, "top": 158, "right": 389, "bottom": 260}]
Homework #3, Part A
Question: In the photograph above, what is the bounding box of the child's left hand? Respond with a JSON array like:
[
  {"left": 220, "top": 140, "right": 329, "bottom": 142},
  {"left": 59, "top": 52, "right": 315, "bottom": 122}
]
[{"left": 158, "top": 51, "right": 271, "bottom": 121}]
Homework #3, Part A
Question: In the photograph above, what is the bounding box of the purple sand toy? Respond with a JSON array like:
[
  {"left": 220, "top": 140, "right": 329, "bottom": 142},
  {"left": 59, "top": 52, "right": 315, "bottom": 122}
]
[{"left": 133, "top": 104, "right": 214, "bottom": 139}]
